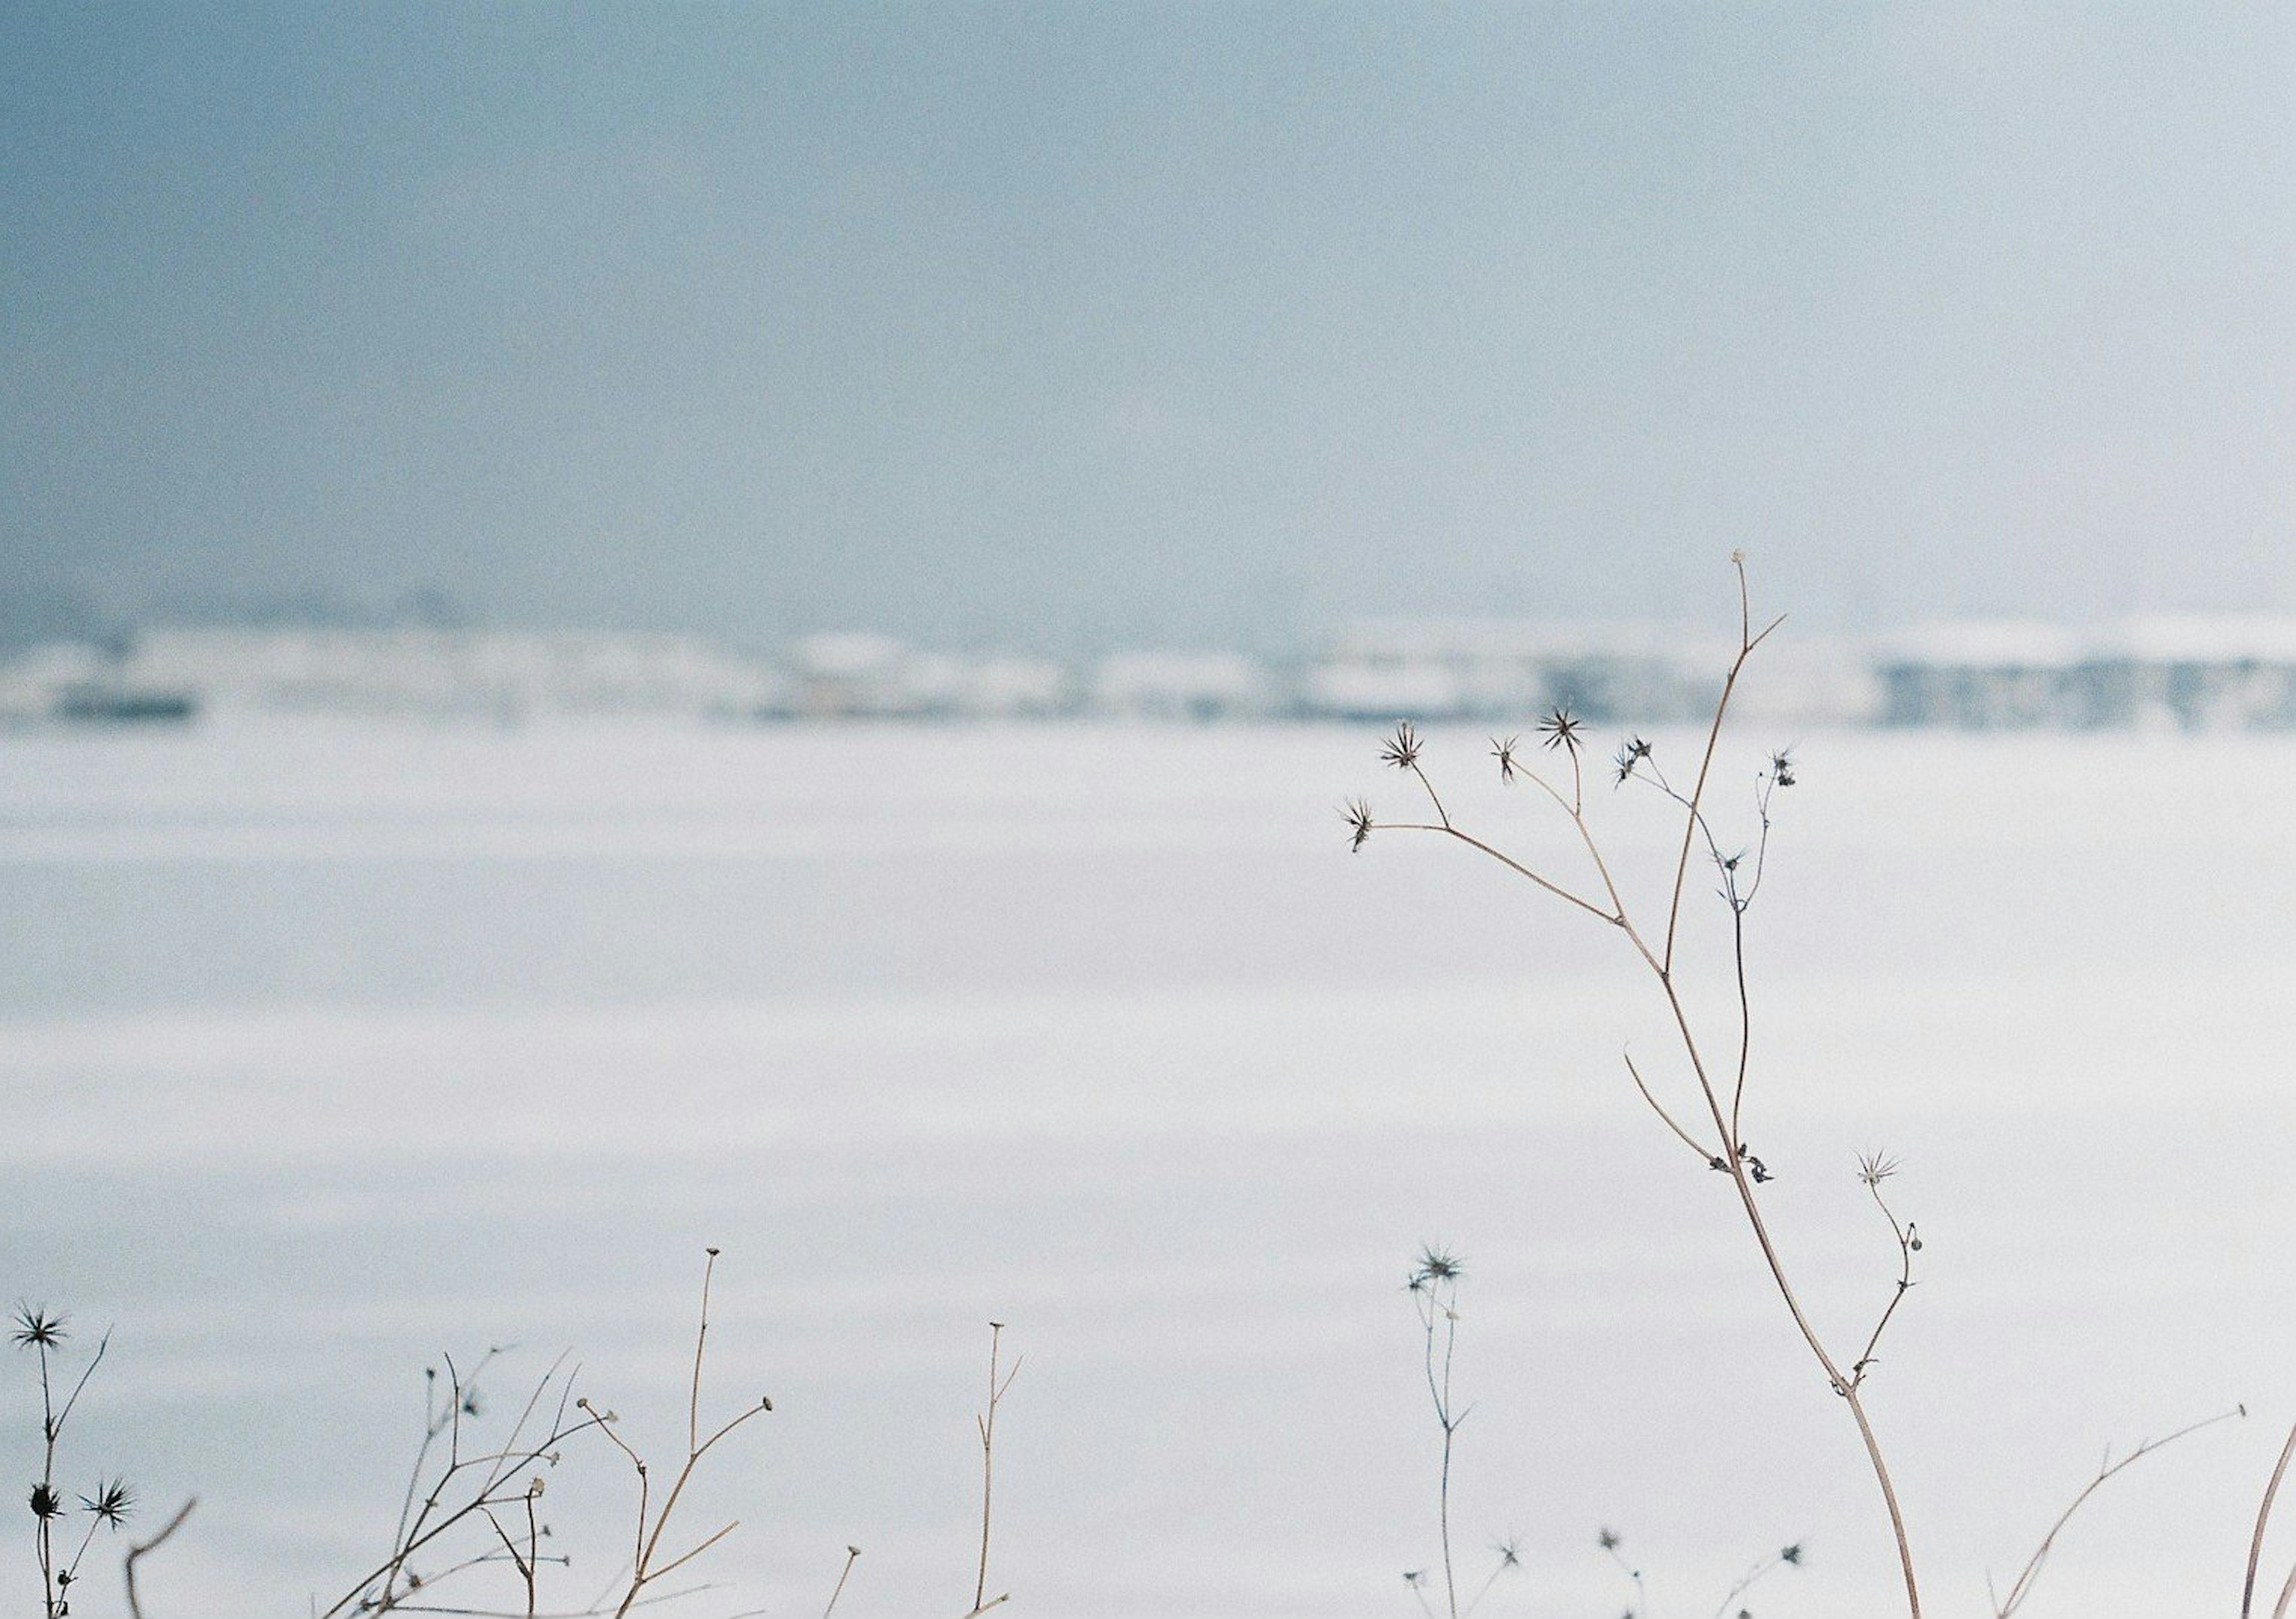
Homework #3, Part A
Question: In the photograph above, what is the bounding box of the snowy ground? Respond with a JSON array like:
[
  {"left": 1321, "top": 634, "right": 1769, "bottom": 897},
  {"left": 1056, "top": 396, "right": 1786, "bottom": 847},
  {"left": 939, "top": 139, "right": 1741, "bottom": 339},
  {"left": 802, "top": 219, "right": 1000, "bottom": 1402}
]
[{"left": 2, "top": 719, "right": 2292, "bottom": 1617}]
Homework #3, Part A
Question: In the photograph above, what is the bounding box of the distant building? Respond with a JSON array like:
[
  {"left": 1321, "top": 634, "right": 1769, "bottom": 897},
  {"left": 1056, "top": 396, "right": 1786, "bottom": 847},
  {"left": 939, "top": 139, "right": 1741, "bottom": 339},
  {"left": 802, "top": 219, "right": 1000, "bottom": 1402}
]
[
  {"left": 784, "top": 634, "right": 1073, "bottom": 719},
  {"left": 1874, "top": 622, "right": 2085, "bottom": 729},
  {"left": 1089, "top": 652, "right": 1274, "bottom": 722},
  {"left": 1877, "top": 618, "right": 2296, "bottom": 731},
  {"left": 108, "top": 627, "right": 785, "bottom": 722},
  {"left": 2076, "top": 616, "right": 2296, "bottom": 731},
  {"left": 1298, "top": 619, "right": 1751, "bottom": 724}
]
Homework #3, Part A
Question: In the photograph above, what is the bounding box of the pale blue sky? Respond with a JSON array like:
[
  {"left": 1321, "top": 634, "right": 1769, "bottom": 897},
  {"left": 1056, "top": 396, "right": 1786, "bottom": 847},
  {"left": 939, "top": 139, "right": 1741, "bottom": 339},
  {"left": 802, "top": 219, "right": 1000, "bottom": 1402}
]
[{"left": 4, "top": 3, "right": 2289, "bottom": 650}]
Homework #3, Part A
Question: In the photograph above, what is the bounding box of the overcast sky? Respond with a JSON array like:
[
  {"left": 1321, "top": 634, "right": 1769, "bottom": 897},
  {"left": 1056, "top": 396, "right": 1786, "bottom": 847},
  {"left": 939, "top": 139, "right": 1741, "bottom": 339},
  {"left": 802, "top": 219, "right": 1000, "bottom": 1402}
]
[{"left": 5, "top": 3, "right": 2289, "bottom": 651}]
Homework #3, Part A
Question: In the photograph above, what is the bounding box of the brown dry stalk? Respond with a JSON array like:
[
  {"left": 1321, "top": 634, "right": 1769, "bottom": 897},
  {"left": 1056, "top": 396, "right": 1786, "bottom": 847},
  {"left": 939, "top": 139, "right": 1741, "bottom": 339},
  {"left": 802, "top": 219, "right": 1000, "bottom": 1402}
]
[
  {"left": 1358, "top": 557, "right": 1923, "bottom": 1617},
  {"left": 122, "top": 1496, "right": 195, "bottom": 1619},
  {"left": 970, "top": 1322, "right": 1021, "bottom": 1617},
  {"left": 2245, "top": 1422, "right": 2296, "bottom": 1618},
  {"left": 1992, "top": 1407, "right": 2243, "bottom": 1617}
]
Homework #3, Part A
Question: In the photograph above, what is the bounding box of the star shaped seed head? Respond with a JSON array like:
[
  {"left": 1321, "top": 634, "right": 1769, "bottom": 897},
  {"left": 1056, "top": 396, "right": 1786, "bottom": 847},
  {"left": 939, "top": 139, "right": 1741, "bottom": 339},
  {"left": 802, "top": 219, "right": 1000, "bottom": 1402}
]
[
  {"left": 1857, "top": 1151, "right": 1900, "bottom": 1189},
  {"left": 1537, "top": 706, "right": 1582, "bottom": 753},
  {"left": 1343, "top": 798, "right": 1373, "bottom": 853},
  {"left": 1409, "top": 1245, "right": 1464, "bottom": 1288},
  {"left": 81, "top": 1479, "right": 134, "bottom": 1529},
  {"left": 10, "top": 1306, "right": 65, "bottom": 1351},
  {"left": 1492, "top": 735, "right": 1520, "bottom": 784},
  {"left": 1379, "top": 721, "right": 1422, "bottom": 771}
]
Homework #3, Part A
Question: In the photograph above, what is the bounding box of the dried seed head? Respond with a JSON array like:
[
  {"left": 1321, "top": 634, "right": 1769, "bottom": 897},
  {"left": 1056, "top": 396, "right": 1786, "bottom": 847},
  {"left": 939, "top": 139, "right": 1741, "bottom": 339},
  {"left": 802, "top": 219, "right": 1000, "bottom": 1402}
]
[
  {"left": 1857, "top": 1151, "right": 1900, "bottom": 1189},
  {"left": 1409, "top": 1245, "right": 1464, "bottom": 1287},
  {"left": 1379, "top": 722, "right": 1422, "bottom": 771},
  {"left": 81, "top": 1479, "right": 135, "bottom": 1527}
]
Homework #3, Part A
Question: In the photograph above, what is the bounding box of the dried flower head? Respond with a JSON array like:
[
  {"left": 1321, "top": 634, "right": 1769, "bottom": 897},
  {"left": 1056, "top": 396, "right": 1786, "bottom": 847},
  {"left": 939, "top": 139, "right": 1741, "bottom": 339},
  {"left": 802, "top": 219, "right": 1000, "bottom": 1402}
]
[
  {"left": 1780, "top": 1542, "right": 1805, "bottom": 1565},
  {"left": 1613, "top": 735, "right": 1653, "bottom": 784},
  {"left": 1343, "top": 798, "right": 1374, "bottom": 853},
  {"left": 10, "top": 1306, "right": 65, "bottom": 1351},
  {"left": 1857, "top": 1151, "right": 1900, "bottom": 1189},
  {"left": 81, "top": 1479, "right": 134, "bottom": 1528},
  {"left": 1491, "top": 735, "right": 1520, "bottom": 783},
  {"left": 1769, "top": 749, "right": 1797, "bottom": 788},
  {"left": 1493, "top": 1536, "right": 1523, "bottom": 1568},
  {"left": 1408, "top": 1245, "right": 1464, "bottom": 1289},
  {"left": 29, "top": 1484, "right": 63, "bottom": 1522},
  {"left": 1380, "top": 721, "right": 1422, "bottom": 771},
  {"left": 1598, "top": 1527, "right": 1622, "bottom": 1551},
  {"left": 1537, "top": 706, "right": 1582, "bottom": 753}
]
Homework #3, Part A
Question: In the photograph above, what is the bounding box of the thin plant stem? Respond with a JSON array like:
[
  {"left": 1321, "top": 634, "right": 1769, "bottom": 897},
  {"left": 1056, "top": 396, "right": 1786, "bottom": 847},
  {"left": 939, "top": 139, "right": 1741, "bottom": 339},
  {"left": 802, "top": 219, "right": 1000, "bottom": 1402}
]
[
  {"left": 822, "top": 1545, "right": 861, "bottom": 1619},
  {"left": 1851, "top": 1167, "right": 1918, "bottom": 1389},
  {"left": 123, "top": 1496, "right": 195, "bottom": 1619},
  {"left": 2245, "top": 1422, "right": 2296, "bottom": 1618},
  {"left": 972, "top": 1322, "right": 1019, "bottom": 1617},
  {"left": 1993, "top": 1407, "right": 2244, "bottom": 1617},
  {"left": 1622, "top": 1050, "right": 1721, "bottom": 1164}
]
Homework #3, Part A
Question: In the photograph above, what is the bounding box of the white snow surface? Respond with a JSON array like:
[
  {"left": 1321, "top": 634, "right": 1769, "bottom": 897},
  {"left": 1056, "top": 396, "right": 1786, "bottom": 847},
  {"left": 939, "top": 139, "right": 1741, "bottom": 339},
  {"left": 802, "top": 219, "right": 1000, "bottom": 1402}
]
[{"left": 1, "top": 720, "right": 2292, "bottom": 1617}]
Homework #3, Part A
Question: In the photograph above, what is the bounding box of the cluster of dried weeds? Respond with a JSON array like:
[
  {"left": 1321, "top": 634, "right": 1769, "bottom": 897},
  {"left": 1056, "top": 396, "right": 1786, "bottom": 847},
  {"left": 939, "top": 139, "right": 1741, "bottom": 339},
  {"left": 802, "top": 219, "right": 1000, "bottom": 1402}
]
[{"left": 13, "top": 1253, "right": 1018, "bottom": 1619}]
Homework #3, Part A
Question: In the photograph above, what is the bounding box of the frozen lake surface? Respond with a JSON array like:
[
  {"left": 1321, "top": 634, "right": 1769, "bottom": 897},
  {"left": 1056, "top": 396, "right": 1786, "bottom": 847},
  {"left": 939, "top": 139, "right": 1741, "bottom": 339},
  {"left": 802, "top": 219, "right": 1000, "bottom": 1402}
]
[{"left": 2, "top": 720, "right": 2293, "bottom": 1617}]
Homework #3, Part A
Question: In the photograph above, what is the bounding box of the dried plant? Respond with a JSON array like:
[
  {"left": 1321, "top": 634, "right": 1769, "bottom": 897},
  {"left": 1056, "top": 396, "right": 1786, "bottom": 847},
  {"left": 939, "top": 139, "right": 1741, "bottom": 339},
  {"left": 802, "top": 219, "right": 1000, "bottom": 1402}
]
[
  {"left": 13, "top": 1303, "right": 142, "bottom": 1618},
  {"left": 1347, "top": 556, "right": 2285, "bottom": 1615},
  {"left": 123, "top": 1496, "right": 196, "bottom": 1619},
  {"left": 1591, "top": 1523, "right": 1803, "bottom": 1619},
  {"left": 966, "top": 1321, "right": 1021, "bottom": 1618},
  {"left": 1397, "top": 1248, "right": 1520, "bottom": 1619},
  {"left": 1989, "top": 1407, "right": 2245, "bottom": 1617},
  {"left": 2243, "top": 1421, "right": 2296, "bottom": 1619},
  {"left": 1348, "top": 556, "right": 1925, "bottom": 1614},
  {"left": 14, "top": 1260, "right": 1018, "bottom": 1619},
  {"left": 588, "top": 1247, "right": 774, "bottom": 1619},
  {"left": 319, "top": 1345, "right": 596, "bottom": 1615},
  {"left": 314, "top": 1246, "right": 775, "bottom": 1619}
]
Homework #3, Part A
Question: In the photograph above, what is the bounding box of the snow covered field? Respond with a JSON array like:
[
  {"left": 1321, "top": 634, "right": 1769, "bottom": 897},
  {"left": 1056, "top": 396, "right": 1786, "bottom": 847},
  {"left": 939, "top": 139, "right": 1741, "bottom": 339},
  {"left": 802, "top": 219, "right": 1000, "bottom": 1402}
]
[{"left": 2, "top": 719, "right": 2292, "bottom": 1616}]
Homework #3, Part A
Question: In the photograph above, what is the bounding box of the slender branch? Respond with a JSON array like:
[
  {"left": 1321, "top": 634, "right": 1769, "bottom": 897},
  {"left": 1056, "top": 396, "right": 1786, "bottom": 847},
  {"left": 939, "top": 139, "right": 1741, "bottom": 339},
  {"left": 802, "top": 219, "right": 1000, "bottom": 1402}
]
[
  {"left": 1997, "top": 1407, "right": 2245, "bottom": 1617},
  {"left": 972, "top": 1324, "right": 1017, "bottom": 1616},
  {"left": 1379, "top": 823, "right": 1619, "bottom": 924},
  {"left": 822, "top": 1546, "right": 861, "bottom": 1619},
  {"left": 2246, "top": 1423, "right": 2296, "bottom": 1618},
  {"left": 1622, "top": 1050, "right": 1720, "bottom": 1163},
  {"left": 124, "top": 1496, "right": 196, "bottom": 1619},
  {"left": 1850, "top": 1165, "right": 1918, "bottom": 1389},
  {"left": 1407, "top": 760, "right": 1452, "bottom": 829}
]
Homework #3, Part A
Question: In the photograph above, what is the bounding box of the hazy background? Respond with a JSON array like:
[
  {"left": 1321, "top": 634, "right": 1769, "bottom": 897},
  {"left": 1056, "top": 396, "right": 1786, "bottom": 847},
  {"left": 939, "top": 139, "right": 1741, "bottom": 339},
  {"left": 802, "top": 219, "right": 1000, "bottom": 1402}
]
[{"left": 5, "top": 2, "right": 2291, "bottom": 651}]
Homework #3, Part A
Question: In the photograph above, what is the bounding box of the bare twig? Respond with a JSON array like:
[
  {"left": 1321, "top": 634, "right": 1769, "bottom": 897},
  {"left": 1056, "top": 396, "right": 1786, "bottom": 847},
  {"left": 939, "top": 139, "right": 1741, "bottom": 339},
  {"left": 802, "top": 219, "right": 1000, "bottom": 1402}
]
[
  {"left": 2245, "top": 1422, "right": 2296, "bottom": 1618},
  {"left": 1994, "top": 1407, "right": 2245, "bottom": 1617},
  {"left": 972, "top": 1322, "right": 1020, "bottom": 1617},
  {"left": 822, "top": 1545, "right": 861, "bottom": 1619},
  {"left": 123, "top": 1496, "right": 196, "bottom": 1619}
]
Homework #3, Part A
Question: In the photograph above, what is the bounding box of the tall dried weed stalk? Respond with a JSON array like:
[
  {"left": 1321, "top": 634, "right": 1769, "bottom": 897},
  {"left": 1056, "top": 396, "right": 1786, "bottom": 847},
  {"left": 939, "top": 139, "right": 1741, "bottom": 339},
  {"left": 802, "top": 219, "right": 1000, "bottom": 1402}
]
[
  {"left": 1348, "top": 556, "right": 1924, "bottom": 1613},
  {"left": 1347, "top": 557, "right": 2296, "bottom": 1614}
]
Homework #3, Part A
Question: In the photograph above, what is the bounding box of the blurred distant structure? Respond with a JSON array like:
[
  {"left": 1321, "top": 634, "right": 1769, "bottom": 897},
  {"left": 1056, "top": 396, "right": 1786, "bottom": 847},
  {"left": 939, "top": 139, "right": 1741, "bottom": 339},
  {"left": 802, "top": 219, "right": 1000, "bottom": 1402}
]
[
  {"left": 1877, "top": 618, "right": 2296, "bottom": 731},
  {"left": 1292, "top": 618, "right": 1880, "bottom": 729},
  {"left": 7, "top": 615, "right": 2296, "bottom": 732}
]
